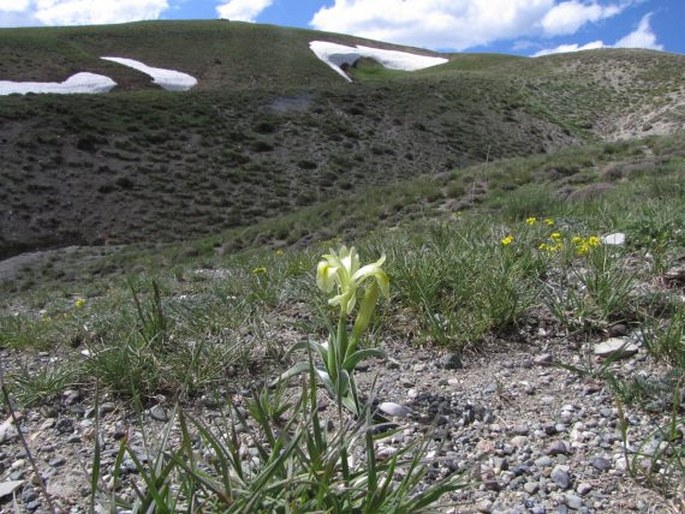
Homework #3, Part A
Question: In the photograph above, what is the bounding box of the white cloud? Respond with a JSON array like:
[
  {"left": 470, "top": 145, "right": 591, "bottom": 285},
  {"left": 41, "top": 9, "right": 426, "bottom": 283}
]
[
  {"left": 0, "top": 1, "right": 170, "bottom": 26},
  {"left": 534, "top": 40, "right": 605, "bottom": 56},
  {"left": 216, "top": 0, "right": 273, "bottom": 22},
  {"left": 540, "top": 1, "right": 624, "bottom": 36},
  {"left": 614, "top": 13, "right": 662, "bottom": 50},
  {"left": 534, "top": 12, "right": 662, "bottom": 56},
  {"left": 309, "top": 0, "right": 635, "bottom": 51},
  {"left": 310, "top": 0, "right": 556, "bottom": 50},
  {"left": 0, "top": 0, "right": 30, "bottom": 11}
]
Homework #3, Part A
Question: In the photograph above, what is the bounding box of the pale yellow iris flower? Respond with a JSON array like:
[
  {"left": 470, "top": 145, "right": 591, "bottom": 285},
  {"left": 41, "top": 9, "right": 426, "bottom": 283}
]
[{"left": 316, "top": 245, "right": 389, "bottom": 316}]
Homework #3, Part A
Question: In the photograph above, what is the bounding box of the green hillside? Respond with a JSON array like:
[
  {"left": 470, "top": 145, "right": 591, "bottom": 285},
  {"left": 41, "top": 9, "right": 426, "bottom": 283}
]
[{"left": 1, "top": 21, "right": 683, "bottom": 260}]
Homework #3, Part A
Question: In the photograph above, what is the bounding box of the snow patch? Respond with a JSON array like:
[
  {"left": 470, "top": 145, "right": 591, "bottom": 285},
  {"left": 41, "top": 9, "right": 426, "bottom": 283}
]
[
  {"left": 0, "top": 72, "right": 116, "bottom": 95},
  {"left": 309, "top": 41, "right": 448, "bottom": 82},
  {"left": 101, "top": 57, "right": 197, "bottom": 91}
]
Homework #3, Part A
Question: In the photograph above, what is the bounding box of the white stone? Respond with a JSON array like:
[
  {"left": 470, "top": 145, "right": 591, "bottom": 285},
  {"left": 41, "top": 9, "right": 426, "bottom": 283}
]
[
  {"left": 602, "top": 232, "right": 626, "bottom": 245},
  {"left": 0, "top": 480, "right": 24, "bottom": 498},
  {"left": 379, "top": 401, "right": 414, "bottom": 418},
  {"left": 594, "top": 338, "right": 639, "bottom": 359}
]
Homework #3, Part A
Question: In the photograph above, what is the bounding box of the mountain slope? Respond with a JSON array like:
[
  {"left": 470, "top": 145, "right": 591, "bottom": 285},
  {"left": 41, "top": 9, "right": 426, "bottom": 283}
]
[{"left": 0, "top": 21, "right": 683, "bottom": 259}]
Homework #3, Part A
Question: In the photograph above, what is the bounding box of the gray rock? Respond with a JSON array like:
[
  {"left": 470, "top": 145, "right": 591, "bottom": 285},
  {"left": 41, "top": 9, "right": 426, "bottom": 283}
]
[
  {"left": 441, "top": 352, "right": 463, "bottom": 370},
  {"left": 594, "top": 338, "right": 638, "bottom": 359},
  {"left": 62, "top": 389, "right": 81, "bottom": 405},
  {"left": 512, "top": 424, "right": 530, "bottom": 435},
  {"left": 511, "top": 435, "right": 529, "bottom": 448},
  {"left": 476, "top": 499, "right": 493, "bottom": 513},
  {"left": 55, "top": 417, "right": 74, "bottom": 434},
  {"left": 149, "top": 404, "right": 169, "bottom": 422},
  {"left": 534, "top": 353, "right": 554, "bottom": 366},
  {"left": 544, "top": 440, "right": 569, "bottom": 456},
  {"left": 534, "top": 455, "right": 553, "bottom": 467},
  {"left": 99, "top": 402, "right": 116, "bottom": 415},
  {"left": 0, "top": 416, "right": 19, "bottom": 444},
  {"left": 49, "top": 457, "right": 66, "bottom": 467},
  {"left": 607, "top": 323, "right": 628, "bottom": 337},
  {"left": 38, "top": 419, "right": 56, "bottom": 431},
  {"left": 551, "top": 465, "right": 571, "bottom": 489},
  {"left": 386, "top": 358, "right": 401, "bottom": 369},
  {"left": 577, "top": 482, "right": 593, "bottom": 496},
  {"left": 26, "top": 500, "right": 41, "bottom": 512},
  {"left": 565, "top": 494, "right": 583, "bottom": 510},
  {"left": 21, "top": 487, "right": 38, "bottom": 503},
  {"left": 524, "top": 481, "right": 540, "bottom": 494}
]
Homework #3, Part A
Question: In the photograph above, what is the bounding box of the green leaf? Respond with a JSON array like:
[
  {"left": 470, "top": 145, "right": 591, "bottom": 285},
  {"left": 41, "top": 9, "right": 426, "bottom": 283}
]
[{"left": 342, "top": 348, "right": 386, "bottom": 373}]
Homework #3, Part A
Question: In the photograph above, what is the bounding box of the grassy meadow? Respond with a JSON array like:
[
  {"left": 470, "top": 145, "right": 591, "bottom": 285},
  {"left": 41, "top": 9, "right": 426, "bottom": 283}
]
[{"left": 1, "top": 132, "right": 684, "bottom": 510}]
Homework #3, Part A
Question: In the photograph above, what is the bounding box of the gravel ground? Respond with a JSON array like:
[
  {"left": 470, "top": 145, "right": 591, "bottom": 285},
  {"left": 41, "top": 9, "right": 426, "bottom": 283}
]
[{"left": 0, "top": 322, "right": 683, "bottom": 513}]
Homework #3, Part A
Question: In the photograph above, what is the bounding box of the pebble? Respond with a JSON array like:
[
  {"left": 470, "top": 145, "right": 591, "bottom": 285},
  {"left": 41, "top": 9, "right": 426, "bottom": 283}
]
[
  {"left": 49, "top": 457, "right": 66, "bottom": 467},
  {"left": 149, "top": 405, "right": 169, "bottom": 422},
  {"left": 62, "top": 389, "right": 81, "bottom": 405},
  {"left": 511, "top": 424, "right": 530, "bottom": 435},
  {"left": 524, "top": 481, "right": 540, "bottom": 494},
  {"left": 601, "top": 232, "right": 625, "bottom": 245},
  {"left": 0, "top": 417, "right": 19, "bottom": 444},
  {"left": 594, "top": 338, "right": 639, "bottom": 359},
  {"left": 386, "top": 358, "right": 401, "bottom": 369},
  {"left": 534, "top": 353, "right": 554, "bottom": 366},
  {"left": 55, "top": 417, "right": 74, "bottom": 434},
  {"left": 511, "top": 435, "right": 529, "bottom": 448},
  {"left": 379, "top": 402, "right": 414, "bottom": 418},
  {"left": 591, "top": 456, "right": 611, "bottom": 472},
  {"left": 441, "top": 353, "right": 463, "bottom": 370},
  {"left": 544, "top": 440, "right": 569, "bottom": 456},
  {"left": 26, "top": 500, "right": 41, "bottom": 512},
  {"left": 551, "top": 465, "right": 571, "bottom": 489},
  {"left": 576, "top": 482, "right": 593, "bottom": 496},
  {"left": 21, "top": 487, "right": 38, "bottom": 503},
  {"left": 476, "top": 499, "right": 493, "bottom": 513},
  {"left": 565, "top": 494, "right": 583, "bottom": 510}
]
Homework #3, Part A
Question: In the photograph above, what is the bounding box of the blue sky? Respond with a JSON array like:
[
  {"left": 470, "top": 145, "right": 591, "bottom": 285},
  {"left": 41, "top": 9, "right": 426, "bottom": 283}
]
[{"left": 0, "top": 1, "right": 682, "bottom": 57}]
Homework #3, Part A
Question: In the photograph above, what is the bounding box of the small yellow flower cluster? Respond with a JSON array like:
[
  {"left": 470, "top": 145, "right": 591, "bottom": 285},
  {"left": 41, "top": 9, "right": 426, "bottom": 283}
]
[
  {"left": 538, "top": 232, "right": 564, "bottom": 253},
  {"left": 526, "top": 217, "right": 555, "bottom": 226},
  {"left": 500, "top": 234, "right": 515, "bottom": 246},
  {"left": 74, "top": 298, "right": 86, "bottom": 309},
  {"left": 252, "top": 266, "right": 267, "bottom": 275},
  {"left": 572, "top": 235, "right": 601, "bottom": 256}
]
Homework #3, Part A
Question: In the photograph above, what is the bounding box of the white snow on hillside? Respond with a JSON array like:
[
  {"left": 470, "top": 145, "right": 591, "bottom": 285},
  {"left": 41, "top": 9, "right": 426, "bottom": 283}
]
[
  {"left": 101, "top": 57, "right": 197, "bottom": 91},
  {"left": 309, "top": 41, "right": 448, "bottom": 81},
  {"left": 0, "top": 72, "right": 117, "bottom": 95}
]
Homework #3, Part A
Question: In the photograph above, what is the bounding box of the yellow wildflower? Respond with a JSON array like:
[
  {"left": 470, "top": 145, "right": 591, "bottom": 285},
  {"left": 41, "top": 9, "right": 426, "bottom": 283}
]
[
  {"left": 550, "top": 232, "right": 562, "bottom": 241},
  {"left": 544, "top": 218, "right": 555, "bottom": 226},
  {"left": 586, "top": 236, "right": 601, "bottom": 247},
  {"left": 252, "top": 266, "right": 267, "bottom": 275},
  {"left": 501, "top": 235, "right": 514, "bottom": 246},
  {"left": 74, "top": 298, "right": 86, "bottom": 309},
  {"left": 539, "top": 242, "right": 562, "bottom": 253},
  {"left": 526, "top": 217, "right": 537, "bottom": 225}
]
